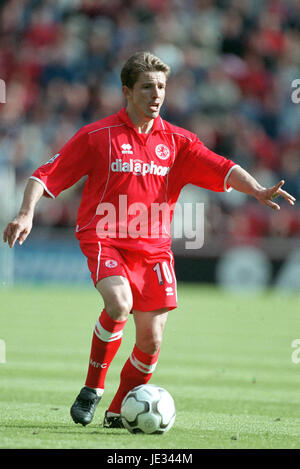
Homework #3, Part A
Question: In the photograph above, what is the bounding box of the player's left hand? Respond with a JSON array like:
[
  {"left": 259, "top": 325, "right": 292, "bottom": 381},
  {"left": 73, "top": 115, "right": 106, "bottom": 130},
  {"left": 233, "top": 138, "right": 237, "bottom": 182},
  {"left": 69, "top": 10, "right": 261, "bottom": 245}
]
[{"left": 256, "top": 180, "right": 296, "bottom": 210}]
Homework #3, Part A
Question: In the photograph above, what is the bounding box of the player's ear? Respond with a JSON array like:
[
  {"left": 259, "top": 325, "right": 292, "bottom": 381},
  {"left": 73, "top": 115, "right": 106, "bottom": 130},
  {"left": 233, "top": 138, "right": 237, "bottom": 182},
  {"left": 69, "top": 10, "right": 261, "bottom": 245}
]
[{"left": 122, "top": 85, "right": 132, "bottom": 101}]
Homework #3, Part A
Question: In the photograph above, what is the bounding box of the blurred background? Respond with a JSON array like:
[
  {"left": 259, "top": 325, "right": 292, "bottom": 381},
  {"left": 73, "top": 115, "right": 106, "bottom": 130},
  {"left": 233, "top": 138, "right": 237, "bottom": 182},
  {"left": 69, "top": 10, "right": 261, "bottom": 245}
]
[{"left": 0, "top": 0, "right": 300, "bottom": 291}]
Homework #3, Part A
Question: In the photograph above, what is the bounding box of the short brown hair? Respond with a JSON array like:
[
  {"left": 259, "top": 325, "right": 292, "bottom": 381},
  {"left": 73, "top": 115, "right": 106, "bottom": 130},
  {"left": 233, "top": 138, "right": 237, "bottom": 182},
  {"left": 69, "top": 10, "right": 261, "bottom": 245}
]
[{"left": 120, "top": 51, "right": 171, "bottom": 89}]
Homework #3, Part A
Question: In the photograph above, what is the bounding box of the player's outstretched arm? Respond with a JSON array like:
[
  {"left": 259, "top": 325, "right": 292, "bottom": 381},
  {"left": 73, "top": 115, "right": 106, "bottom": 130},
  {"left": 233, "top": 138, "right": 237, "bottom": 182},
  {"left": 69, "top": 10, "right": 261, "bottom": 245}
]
[
  {"left": 3, "top": 178, "right": 44, "bottom": 248},
  {"left": 227, "top": 165, "right": 296, "bottom": 210}
]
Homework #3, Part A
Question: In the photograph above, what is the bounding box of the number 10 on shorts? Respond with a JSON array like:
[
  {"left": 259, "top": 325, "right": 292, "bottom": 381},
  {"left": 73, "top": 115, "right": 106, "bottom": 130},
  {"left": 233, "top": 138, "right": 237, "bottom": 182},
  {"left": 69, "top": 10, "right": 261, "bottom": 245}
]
[{"left": 153, "top": 261, "right": 173, "bottom": 285}]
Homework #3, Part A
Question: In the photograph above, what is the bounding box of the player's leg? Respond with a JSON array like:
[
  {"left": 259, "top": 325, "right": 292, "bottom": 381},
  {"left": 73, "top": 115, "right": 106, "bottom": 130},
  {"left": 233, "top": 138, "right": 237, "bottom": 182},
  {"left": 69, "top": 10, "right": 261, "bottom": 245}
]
[
  {"left": 103, "top": 249, "right": 177, "bottom": 428},
  {"left": 71, "top": 275, "right": 133, "bottom": 426},
  {"left": 84, "top": 275, "right": 132, "bottom": 390},
  {"left": 71, "top": 241, "right": 133, "bottom": 426},
  {"left": 103, "top": 308, "right": 168, "bottom": 428},
  {"left": 134, "top": 308, "right": 168, "bottom": 355}
]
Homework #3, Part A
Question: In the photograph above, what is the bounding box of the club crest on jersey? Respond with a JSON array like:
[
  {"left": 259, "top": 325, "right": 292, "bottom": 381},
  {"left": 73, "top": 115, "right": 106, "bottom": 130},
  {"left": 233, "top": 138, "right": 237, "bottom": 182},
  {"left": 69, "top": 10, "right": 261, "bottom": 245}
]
[
  {"left": 105, "top": 260, "right": 118, "bottom": 268},
  {"left": 155, "top": 144, "right": 170, "bottom": 160}
]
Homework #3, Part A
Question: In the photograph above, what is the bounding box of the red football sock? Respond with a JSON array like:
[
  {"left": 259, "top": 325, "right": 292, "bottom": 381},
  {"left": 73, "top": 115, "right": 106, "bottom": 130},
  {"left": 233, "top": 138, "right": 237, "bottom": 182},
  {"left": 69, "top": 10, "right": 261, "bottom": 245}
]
[
  {"left": 107, "top": 344, "right": 160, "bottom": 414},
  {"left": 85, "top": 309, "right": 127, "bottom": 391}
]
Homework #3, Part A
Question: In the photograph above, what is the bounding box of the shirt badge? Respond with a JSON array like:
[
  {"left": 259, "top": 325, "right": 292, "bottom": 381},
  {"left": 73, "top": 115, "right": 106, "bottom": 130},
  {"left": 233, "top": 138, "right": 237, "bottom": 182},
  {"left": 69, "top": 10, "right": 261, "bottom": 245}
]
[
  {"left": 105, "top": 260, "right": 118, "bottom": 268},
  {"left": 155, "top": 144, "right": 170, "bottom": 160},
  {"left": 121, "top": 144, "right": 133, "bottom": 154}
]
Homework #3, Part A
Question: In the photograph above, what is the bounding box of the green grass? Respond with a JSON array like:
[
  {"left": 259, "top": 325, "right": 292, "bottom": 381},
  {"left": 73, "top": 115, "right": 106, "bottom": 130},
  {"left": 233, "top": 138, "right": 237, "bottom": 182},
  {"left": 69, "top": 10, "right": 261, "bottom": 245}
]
[{"left": 1, "top": 283, "right": 300, "bottom": 449}]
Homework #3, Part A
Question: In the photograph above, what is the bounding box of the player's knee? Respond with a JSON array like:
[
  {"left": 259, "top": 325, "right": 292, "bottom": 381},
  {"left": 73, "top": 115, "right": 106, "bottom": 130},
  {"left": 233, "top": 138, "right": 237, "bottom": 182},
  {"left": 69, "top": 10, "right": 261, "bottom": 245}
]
[
  {"left": 138, "top": 335, "right": 162, "bottom": 355},
  {"left": 146, "top": 340, "right": 161, "bottom": 355},
  {"left": 105, "top": 296, "right": 132, "bottom": 320}
]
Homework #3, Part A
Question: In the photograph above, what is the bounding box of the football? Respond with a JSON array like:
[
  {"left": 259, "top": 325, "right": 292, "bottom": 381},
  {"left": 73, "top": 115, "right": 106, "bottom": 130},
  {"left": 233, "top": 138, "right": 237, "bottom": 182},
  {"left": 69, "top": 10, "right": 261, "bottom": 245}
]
[{"left": 120, "top": 384, "right": 176, "bottom": 434}]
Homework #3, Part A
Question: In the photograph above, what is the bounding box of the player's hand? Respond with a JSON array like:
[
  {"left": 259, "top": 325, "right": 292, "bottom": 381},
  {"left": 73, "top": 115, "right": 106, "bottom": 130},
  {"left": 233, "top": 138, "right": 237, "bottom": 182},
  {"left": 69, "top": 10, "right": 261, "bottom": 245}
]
[
  {"left": 255, "top": 180, "right": 296, "bottom": 210},
  {"left": 3, "top": 213, "right": 33, "bottom": 248}
]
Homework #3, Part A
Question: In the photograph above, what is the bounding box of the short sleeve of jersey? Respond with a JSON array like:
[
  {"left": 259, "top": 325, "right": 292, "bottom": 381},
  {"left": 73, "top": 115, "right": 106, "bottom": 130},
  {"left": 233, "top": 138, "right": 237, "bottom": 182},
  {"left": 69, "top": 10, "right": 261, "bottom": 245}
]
[
  {"left": 30, "top": 127, "right": 92, "bottom": 198},
  {"left": 178, "top": 134, "right": 237, "bottom": 192}
]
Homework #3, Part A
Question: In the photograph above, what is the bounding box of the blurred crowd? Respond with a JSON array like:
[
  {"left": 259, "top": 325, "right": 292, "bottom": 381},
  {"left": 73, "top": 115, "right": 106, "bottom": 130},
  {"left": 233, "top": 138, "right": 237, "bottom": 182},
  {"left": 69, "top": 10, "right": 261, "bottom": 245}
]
[{"left": 0, "top": 0, "right": 300, "bottom": 242}]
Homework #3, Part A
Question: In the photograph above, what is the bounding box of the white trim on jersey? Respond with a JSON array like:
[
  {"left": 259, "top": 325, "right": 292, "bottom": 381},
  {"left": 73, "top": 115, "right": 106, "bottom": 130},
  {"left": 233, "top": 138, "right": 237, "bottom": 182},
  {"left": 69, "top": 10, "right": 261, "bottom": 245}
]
[
  {"left": 88, "top": 123, "right": 126, "bottom": 135},
  {"left": 165, "top": 133, "right": 176, "bottom": 205},
  {"left": 164, "top": 131, "right": 193, "bottom": 142},
  {"left": 76, "top": 124, "right": 123, "bottom": 232},
  {"left": 224, "top": 164, "right": 240, "bottom": 192},
  {"left": 99, "top": 126, "right": 112, "bottom": 204},
  {"left": 160, "top": 116, "right": 166, "bottom": 130},
  {"left": 29, "top": 176, "right": 55, "bottom": 199}
]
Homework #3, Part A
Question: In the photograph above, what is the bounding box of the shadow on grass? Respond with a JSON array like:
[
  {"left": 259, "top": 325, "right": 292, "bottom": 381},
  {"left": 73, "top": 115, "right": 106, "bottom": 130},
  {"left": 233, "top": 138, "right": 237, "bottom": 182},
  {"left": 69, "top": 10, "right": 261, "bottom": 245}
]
[{"left": 1, "top": 422, "right": 130, "bottom": 438}]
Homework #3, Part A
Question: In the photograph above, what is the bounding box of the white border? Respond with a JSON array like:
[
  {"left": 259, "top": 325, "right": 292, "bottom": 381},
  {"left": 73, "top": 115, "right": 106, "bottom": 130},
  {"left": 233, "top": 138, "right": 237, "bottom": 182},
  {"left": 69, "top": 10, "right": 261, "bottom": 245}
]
[
  {"left": 29, "top": 176, "right": 55, "bottom": 199},
  {"left": 224, "top": 164, "right": 240, "bottom": 192},
  {"left": 77, "top": 125, "right": 115, "bottom": 232}
]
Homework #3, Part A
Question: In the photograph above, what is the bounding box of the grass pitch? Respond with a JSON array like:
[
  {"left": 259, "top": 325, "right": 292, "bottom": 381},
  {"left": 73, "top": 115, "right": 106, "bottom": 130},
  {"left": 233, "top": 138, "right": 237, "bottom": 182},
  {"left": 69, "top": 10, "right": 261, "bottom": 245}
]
[{"left": 1, "top": 283, "right": 300, "bottom": 449}]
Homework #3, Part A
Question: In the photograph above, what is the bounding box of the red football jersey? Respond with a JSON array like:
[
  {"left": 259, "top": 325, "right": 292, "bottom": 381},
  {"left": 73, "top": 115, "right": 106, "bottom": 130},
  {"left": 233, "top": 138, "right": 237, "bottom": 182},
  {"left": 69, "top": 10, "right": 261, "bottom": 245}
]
[{"left": 31, "top": 108, "right": 237, "bottom": 253}]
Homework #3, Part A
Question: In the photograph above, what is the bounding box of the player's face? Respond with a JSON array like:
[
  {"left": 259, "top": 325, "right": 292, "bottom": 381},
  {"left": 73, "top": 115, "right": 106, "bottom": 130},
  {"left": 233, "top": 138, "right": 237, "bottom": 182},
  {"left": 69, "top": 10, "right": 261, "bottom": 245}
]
[{"left": 124, "top": 71, "right": 166, "bottom": 121}]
